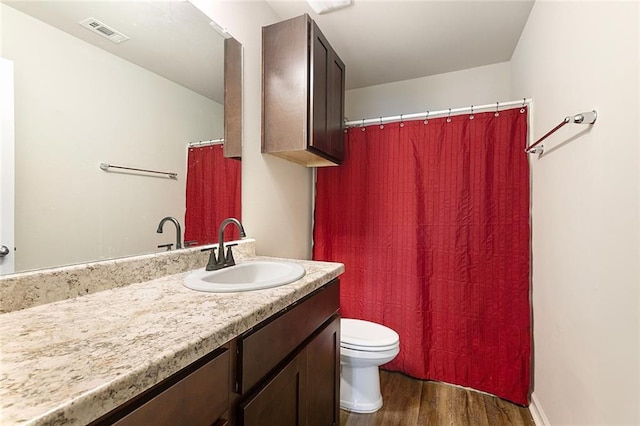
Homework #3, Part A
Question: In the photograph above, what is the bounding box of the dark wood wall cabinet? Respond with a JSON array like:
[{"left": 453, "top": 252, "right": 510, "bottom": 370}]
[
  {"left": 92, "top": 280, "right": 340, "bottom": 426},
  {"left": 262, "top": 14, "right": 346, "bottom": 167}
]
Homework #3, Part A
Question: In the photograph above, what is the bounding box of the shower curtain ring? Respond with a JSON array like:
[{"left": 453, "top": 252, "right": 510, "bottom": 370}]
[
  {"left": 520, "top": 98, "right": 526, "bottom": 113},
  {"left": 470, "top": 105, "right": 474, "bottom": 120},
  {"left": 447, "top": 108, "right": 452, "bottom": 123},
  {"left": 361, "top": 118, "right": 365, "bottom": 131},
  {"left": 379, "top": 117, "right": 384, "bottom": 129},
  {"left": 494, "top": 101, "right": 500, "bottom": 117},
  {"left": 424, "top": 111, "right": 429, "bottom": 125},
  {"left": 400, "top": 114, "right": 405, "bottom": 127}
]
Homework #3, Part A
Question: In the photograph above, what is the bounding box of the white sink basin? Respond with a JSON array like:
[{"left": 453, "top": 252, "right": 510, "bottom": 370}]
[{"left": 184, "top": 260, "right": 306, "bottom": 293}]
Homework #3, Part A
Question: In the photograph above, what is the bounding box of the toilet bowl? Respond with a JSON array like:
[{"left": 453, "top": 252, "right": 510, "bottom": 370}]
[{"left": 340, "top": 318, "right": 400, "bottom": 413}]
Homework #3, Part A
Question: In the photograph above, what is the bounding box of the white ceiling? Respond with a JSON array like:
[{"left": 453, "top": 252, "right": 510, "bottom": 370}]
[
  {"left": 3, "top": 1, "right": 226, "bottom": 102},
  {"left": 4, "top": 0, "right": 535, "bottom": 99},
  {"left": 265, "top": 0, "right": 535, "bottom": 90}
]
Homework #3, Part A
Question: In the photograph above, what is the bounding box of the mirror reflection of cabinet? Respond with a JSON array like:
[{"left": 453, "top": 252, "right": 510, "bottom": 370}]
[
  {"left": 224, "top": 37, "right": 242, "bottom": 160},
  {"left": 262, "top": 14, "right": 345, "bottom": 167}
]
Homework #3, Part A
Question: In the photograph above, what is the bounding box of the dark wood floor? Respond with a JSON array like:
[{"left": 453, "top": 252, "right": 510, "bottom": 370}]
[{"left": 340, "top": 371, "right": 534, "bottom": 426}]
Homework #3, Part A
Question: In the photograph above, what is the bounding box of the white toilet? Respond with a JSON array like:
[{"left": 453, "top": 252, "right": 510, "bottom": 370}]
[{"left": 340, "top": 318, "right": 400, "bottom": 413}]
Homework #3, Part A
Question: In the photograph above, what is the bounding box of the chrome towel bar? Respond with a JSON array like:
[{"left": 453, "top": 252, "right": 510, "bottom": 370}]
[
  {"left": 99, "top": 162, "right": 177, "bottom": 179},
  {"left": 526, "top": 110, "right": 597, "bottom": 154}
]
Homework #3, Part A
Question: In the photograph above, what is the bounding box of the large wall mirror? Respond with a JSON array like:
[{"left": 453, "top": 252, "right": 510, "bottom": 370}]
[{"left": 0, "top": 0, "right": 241, "bottom": 276}]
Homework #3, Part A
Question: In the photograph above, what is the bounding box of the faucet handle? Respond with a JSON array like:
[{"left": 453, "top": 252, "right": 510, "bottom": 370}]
[
  {"left": 157, "top": 243, "right": 173, "bottom": 251},
  {"left": 225, "top": 243, "right": 238, "bottom": 266},
  {"left": 204, "top": 246, "right": 221, "bottom": 271},
  {"left": 184, "top": 240, "right": 199, "bottom": 247}
]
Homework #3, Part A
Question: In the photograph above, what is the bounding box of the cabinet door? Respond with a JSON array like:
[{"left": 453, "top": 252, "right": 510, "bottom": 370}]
[
  {"left": 310, "top": 20, "right": 344, "bottom": 163},
  {"left": 326, "top": 49, "right": 345, "bottom": 163},
  {"left": 307, "top": 315, "right": 340, "bottom": 426},
  {"left": 239, "top": 350, "right": 307, "bottom": 426}
]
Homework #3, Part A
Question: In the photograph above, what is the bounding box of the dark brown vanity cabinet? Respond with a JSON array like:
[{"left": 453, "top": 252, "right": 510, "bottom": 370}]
[
  {"left": 237, "top": 280, "right": 340, "bottom": 425},
  {"left": 238, "top": 315, "right": 340, "bottom": 426},
  {"left": 262, "top": 14, "right": 346, "bottom": 167},
  {"left": 93, "top": 279, "right": 340, "bottom": 426}
]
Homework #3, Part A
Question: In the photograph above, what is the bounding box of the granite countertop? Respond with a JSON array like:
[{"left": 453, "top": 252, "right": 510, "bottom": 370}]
[{"left": 0, "top": 257, "right": 344, "bottom": 425}]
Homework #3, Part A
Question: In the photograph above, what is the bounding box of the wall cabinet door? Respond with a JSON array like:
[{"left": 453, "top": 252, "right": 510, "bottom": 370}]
[{"left": 309, "top": 21, "right": 345, "bottom": 163}]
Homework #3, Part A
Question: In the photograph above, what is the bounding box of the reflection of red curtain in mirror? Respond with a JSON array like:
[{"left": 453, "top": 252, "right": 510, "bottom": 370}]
[{"left": 184, "top": 145, "right": 241, "bottom": 246}]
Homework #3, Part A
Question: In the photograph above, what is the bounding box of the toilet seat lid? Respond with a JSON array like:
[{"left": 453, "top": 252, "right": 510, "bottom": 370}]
[{"left": 341, "top": 318, "right": 399, "bottom": 350}]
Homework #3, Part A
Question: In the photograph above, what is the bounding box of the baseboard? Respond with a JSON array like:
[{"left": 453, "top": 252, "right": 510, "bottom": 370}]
[{"left": 529, "top": 392, "right": 550, "bottom": 426}]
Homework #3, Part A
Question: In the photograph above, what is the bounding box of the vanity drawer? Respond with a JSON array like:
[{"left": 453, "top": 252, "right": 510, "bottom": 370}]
[
  {"left": 238, "top": 279, "right": 339, "bottom": 393},
  {"left": 108, "top": 348, "right": 229, "bottom": 426}
]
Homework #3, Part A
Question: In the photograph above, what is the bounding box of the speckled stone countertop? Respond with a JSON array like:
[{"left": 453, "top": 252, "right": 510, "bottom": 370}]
[
  {"left": 0, "top": 239, "right": 257, "bottom": 313},
  {"left": 0, "top": 256, "right": 344, "bottom": 425}
]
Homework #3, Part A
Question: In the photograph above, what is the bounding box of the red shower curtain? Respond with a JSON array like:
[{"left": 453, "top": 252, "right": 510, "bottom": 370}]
[
  {"left": 185, "top": 145, "right": 241, "bottom": 245},
  {"left": 313, "top": 107, "right": 531, "bottom": 405}
]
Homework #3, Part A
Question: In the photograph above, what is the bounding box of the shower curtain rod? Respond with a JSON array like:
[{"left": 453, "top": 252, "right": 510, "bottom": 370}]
[
  {"left": 344, "top": 98, "right": 532, "bottom": 128},
  {"left": 188, "top": 138, "right": 224, "bottom": 148}
]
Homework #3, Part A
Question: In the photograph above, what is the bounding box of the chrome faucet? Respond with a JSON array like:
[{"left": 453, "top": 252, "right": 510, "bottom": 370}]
[
  {"left": 156, "top": 216, "right": 182, "bottom": 250},
  {"left": 206, "top": 217, "right": 246, "bottom": 271}
]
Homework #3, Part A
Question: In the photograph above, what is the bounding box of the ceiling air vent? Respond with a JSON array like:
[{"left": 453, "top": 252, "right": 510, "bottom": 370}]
[{"left": 80, "top": 18, "right": 129, "bottom": 44}]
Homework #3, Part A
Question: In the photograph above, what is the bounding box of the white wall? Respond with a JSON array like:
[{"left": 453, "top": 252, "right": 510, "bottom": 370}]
[
  {"left": 346, "top": 61, "right": 512, "bottom": 121},
  {"left": 511, "top": 1, "right": 639, "bottom": 424},
  {"left": 1, "top": 4, "right": 223, "bottom": 271},
  {"left": 190, "top": 0, "right": 314, "bottom": 260}
]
